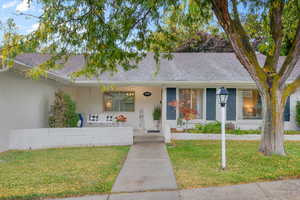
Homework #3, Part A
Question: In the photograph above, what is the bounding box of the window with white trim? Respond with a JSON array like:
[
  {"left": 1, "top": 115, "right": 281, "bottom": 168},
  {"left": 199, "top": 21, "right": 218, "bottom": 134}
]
[
  {"left": 178, "top": 89, "right": 203, "bottom": 119},
  {"left": 239, "top": 89, "right": 262, "bottom": 119},
  {"left": 103, "top": 91, "right": 135, "bottom": 112}
]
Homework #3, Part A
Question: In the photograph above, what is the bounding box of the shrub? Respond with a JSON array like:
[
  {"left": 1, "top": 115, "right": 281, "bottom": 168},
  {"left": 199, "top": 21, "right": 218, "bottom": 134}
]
[
  {"left": 49, "top": 91, "right": 79, "bottom": 128},
  {"left": 202, "top": 121, "right": 221, "bottom": 133},
  {"left": 225, "top": 122, "right": 235, "bottom": 131},
  {"left": 152, "top": 106, "right": 161, "bottom": 120},
  {"left": 188, "top": 122, "right": 262, "bottom": 135},
  {"left": 227, "top": 129, "right": 260, "bottom": 135},
  {"left": 192, "top": 121, "right": 221, "bottom": 133}
]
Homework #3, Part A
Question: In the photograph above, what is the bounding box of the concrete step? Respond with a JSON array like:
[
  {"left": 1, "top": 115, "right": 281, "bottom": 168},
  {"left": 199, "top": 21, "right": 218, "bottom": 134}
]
[{"left": 133, "top": 135, "right": 165, "bottom": 144}]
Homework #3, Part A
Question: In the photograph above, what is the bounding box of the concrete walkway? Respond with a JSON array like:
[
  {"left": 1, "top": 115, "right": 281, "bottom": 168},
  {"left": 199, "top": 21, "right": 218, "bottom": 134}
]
[
  {"left": 111, "top": 142, "right": 178, "bottom": 193},
  {"left": 50, "top": 179, "right": 300, "bottom": 200}
]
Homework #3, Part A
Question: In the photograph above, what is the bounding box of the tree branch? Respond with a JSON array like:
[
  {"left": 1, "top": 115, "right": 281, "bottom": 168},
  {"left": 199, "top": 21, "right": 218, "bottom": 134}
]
[
  {"left": 283, "top": 74, "right": 300, "bottom": 97},
  {"left": 279, "top": 20, "right": 300, "bottom": 86},
  {"left": 263, "top": 0, "right": 284, "bottom": 72},
  {"left": 15, "top": 12, "right": 42, "bottom": 19},
  {"left": 210, "top": 0, "right": 267, "bottom": 89}
]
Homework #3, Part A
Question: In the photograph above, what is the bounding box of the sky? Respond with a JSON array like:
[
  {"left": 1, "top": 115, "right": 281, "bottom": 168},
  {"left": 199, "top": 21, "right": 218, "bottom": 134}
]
[{"left": 0, "top": 0, "right": 42, "bottom": 43}]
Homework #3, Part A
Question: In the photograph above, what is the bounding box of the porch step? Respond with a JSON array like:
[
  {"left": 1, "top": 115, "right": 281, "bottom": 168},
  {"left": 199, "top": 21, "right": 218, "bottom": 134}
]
[{"left": 133, "top": 135, "right": 165, "bottom": 144}]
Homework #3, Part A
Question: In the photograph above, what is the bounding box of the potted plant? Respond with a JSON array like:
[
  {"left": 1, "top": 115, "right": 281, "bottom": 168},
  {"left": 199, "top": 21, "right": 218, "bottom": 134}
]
[
  {"left": 180, "top": 107, "right": 197, "bottom": 129},
  {"left": 152, "top": 106, "right": 161, "bottom": 131},
  {"left": 115, "top": 115, "right": 127, "bottom": 126}
]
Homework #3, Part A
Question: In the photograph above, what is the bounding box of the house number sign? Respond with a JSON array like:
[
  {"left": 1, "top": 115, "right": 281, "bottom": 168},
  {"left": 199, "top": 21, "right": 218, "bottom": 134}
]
[{"left": 143, "top": 91, "right": 152, "bottom": 97}]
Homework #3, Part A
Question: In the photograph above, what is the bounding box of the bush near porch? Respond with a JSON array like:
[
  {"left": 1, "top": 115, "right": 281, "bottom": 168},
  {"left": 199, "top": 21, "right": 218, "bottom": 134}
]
[
  {"left": 172, "top": 121, "right": 300, "bottom": 135},
  {"left": 167, "top": 140, "right": 300, "bottom": 189},
  {"left": 0, "top": 146, "right": 129, "bottom": 200},
  {"left": 49, "top": 91, "right": 79, "bottom": 128}
]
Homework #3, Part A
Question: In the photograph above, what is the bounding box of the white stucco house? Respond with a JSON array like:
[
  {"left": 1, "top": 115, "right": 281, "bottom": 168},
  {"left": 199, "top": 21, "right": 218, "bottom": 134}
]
[{"left": 0, "top": 52, "right": 299, "bottom": 152}]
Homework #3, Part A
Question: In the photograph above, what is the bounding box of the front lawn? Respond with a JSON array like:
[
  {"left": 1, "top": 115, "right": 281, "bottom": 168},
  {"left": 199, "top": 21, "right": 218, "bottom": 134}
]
[
  {"left": 0, "top": 146, "right": 129, "bottom": 200},
  {"left": 167, "top": 140, "right": 300, "bottom": 189}
]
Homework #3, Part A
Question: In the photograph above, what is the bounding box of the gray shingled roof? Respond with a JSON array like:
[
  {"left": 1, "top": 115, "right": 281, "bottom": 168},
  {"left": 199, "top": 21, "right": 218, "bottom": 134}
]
[{"left": 14, "top": 52, "right": 300, "bottom": 83}]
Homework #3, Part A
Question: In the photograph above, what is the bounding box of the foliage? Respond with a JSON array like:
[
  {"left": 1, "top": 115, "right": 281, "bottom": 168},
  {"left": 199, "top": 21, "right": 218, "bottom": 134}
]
[
  {"left": 228, "top": 128, "right": 261, "bottom": 135},
  {"left": 115, "top": 115, "right": 127, "bottom": 122},
  {"left": 225, "top": 122, "right": 235, "bottom": 131},
  {"left": 149, "top": 2, "right": 214, "bottom": 52},
  {"left": 1, "top": 0, "right": 181, "bottom": 78},
  {"left": 296, "top": 101, "right": 300, "bottom": 127},
  {"left": 49, "top": 91, "right": 79, "bottom": 128},
  {"left": 168, "top": 140, "right": 300, "bottom": 189},
  {"left": 180, "top": 107, "right": 197, "bottom": 121},
  {"left": 187, "top": 123, "right": 300, "bottom": 135},
  {"left": 285, "top": 130, "right": 300, "bottom": 135},
  {"left": 185, "top": 121, "right": 251, "bottom": 134},
  {"left": 192, "top": 121, "right": 222, "bottom": 133},
  {"left": 0, "top": 146, "right": 129, "bottom": 200},
  {"left": 152, "top": 106, "right": 161, "bottom": 121}
]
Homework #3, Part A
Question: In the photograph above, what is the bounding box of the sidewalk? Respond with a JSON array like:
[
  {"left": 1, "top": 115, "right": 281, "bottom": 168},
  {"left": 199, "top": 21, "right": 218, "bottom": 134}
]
[
  {"left": 111, "top": 142, "right": 178, "bottom": 192},
  {"left": 50, "top": 179, "right": 300, "bottom": 200}
]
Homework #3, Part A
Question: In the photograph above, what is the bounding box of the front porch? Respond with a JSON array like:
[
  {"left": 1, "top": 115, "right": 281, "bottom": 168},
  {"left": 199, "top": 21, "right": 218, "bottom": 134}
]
[
  {"left": 63, "top": 85, "right": 165, "bottom": 135},
  {"left": 61, "top": 84, "right": 295, "bottom": 145}
]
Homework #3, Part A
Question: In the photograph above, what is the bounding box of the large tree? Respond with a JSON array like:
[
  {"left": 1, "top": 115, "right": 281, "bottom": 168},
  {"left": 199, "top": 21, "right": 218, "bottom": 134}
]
[
  {"left": 1, "top": 0, "right": 300, "bottom": 155},
  {"left": 210, "top": 0, "right": 300, "bottom": 155}
]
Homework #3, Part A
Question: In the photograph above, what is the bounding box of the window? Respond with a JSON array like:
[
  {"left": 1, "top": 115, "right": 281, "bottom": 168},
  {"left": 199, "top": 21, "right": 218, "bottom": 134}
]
[
  {"left": 240, "top": 89, "right": 262, "bottom": 119},
  {"left": 179, "top": 89, "right": 203, "bottom": 119},
  {"left": 103, "top": 91, "right": 135, "bottom": 112}
]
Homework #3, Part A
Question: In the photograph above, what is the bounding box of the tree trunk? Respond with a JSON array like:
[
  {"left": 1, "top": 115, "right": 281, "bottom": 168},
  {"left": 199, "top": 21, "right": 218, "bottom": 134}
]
[{"left": 259, "top": 88, "right": 286, "bottom": 156}]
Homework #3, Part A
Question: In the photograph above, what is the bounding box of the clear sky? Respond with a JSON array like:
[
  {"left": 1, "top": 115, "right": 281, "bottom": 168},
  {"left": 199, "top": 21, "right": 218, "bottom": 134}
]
[{"left": 0, "top": 0, "right": 41, "bottom": 43}]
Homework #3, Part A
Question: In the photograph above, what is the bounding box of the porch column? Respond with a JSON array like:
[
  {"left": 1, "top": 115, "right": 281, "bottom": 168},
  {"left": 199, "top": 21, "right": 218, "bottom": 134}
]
[{"left": 162, "top": 87, "right": 171, "bottom": 143}]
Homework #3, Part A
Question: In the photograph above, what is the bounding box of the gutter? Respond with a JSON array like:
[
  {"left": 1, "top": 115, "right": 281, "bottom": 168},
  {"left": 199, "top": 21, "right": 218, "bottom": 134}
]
[
  {"left": 73, "top": 80, "right": 258, "bottom": 87},
  {"left": 11, "top": 59, "right": 71, "bottom": 85}
]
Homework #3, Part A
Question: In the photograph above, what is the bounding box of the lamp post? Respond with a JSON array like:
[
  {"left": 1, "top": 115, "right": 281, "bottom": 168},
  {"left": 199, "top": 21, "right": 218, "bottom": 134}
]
[{"left": 217, "top": 87, "right": 229, "bottom": 170}]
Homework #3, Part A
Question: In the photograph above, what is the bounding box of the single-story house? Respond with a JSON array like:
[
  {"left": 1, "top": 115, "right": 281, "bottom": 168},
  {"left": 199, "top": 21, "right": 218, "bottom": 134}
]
[{"left": 0, "top": 52, "right": 299, "bottom": 152}]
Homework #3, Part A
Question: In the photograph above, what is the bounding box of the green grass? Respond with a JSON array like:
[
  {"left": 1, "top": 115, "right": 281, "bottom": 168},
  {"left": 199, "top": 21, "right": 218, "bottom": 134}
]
[
  {"left": 167, "top": 140, "right": 300, "bottom": 189},
  {"left": 0, "top": 146, "right": 129, "bottom": 200}
]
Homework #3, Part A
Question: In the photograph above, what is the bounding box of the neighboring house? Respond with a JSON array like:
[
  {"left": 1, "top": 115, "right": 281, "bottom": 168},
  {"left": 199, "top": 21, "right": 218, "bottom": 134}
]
[{"left": 0, "top": 52, "right": 299, "bottom": 151}]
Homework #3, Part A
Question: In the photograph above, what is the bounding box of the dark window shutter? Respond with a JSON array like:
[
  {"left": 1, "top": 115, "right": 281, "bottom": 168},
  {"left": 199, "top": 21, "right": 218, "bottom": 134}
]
[
  {"left": 226, "top": 88, "right": 236, "bottom": 121},
  {"left": 167, "top": 88, "right": 176, "bottom": 120},
  {"left": 206, "top": 88, "right": 216, "bottom": 120},
  {"left": 284, "top": 97, "right": 290, "bottom": 122}
]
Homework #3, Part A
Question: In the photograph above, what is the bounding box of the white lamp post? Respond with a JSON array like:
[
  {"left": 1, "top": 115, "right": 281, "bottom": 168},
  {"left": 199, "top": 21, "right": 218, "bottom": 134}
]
[{"left": 217, "top": 87, "right": 229, "bottom": 170}]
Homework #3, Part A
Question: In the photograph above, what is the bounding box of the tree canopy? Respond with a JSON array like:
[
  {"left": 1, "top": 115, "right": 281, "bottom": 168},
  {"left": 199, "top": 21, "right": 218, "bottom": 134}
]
[{"left": 1, "top": 0, "right": 299, "bottom": 77}]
